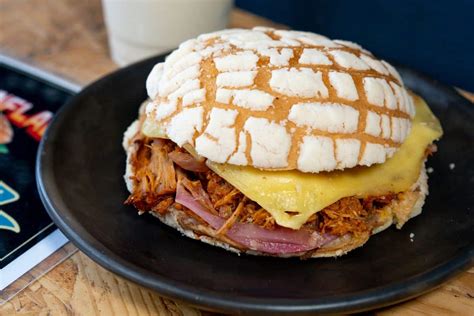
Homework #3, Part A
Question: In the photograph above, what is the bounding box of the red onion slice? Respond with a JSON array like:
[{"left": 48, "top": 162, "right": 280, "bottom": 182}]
[
  {"left": 169, "top": 151, "right": 209, "bottom": 172},
  {"left": 176, "top": 182, "right": 334, "bottom": 254}
]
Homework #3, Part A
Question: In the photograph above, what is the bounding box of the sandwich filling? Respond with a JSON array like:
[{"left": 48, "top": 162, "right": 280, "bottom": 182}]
[{"left": 124, "top": 96, "right": 441, "bottom": 255}]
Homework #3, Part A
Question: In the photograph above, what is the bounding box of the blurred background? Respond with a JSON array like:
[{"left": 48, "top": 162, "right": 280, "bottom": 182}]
[{"left": 236, "top": 0, "right": 474, "bottom": 91}]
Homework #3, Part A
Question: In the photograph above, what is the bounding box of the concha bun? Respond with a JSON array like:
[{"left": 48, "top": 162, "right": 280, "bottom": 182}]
[{"left": 145, "top": 27, "right": 416, "bottom": 173}]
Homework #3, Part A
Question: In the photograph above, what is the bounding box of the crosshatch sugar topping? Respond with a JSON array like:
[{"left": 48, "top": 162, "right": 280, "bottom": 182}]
[
  {"left": 216, "top": 71, "right": 257, "bottom": 88},
  {"left": 299, "top": 48, "right": 333, "bottom": 65},
  {"left": 145, "top": 27, "right": 415, "bottom": 172},
  {"left": 269, "top": 68, "right": 328, "bottom": 98}
]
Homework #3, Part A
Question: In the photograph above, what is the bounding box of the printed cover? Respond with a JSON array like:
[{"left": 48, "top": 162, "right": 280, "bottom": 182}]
[{"left": 0, "top": 61, "right": 75, "bottom": 298}]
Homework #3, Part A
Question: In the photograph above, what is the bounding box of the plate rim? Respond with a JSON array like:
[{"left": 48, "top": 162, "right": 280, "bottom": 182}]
[{"left": 36, "top": 55, "right": 474, "bottom": 314}]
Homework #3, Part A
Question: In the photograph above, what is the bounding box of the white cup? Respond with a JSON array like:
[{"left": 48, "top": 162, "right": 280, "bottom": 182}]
[{"left": 102, "top": 0, "right": 234, "bottom": 66}]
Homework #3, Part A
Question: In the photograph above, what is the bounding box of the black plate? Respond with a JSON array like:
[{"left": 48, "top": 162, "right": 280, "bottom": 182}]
[{"left": 36, "top": 54, "right": 474, "bottom": 314}]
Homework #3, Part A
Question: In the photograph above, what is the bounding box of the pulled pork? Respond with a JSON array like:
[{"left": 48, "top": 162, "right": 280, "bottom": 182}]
[
  {"left": 125, "top": 137, "right": 396, "bottom": 237},
  {"left": 125, "top": 138, "right": 176, "bottom": 213}
]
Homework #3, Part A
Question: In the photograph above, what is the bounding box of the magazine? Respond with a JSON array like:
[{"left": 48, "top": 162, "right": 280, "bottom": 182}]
[{"left": 0, "top": 56, "right": 80, "bottom": 299}]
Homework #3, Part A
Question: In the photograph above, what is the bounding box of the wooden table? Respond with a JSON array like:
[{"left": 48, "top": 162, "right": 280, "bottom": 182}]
[{"left": 0, "top": 1, "right": 472, "bottom": 314}]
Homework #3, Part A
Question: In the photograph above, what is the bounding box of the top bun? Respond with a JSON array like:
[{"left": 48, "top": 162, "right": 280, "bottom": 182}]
[{"left": 145, "top": 27, "right": 415, "bottom": 173}]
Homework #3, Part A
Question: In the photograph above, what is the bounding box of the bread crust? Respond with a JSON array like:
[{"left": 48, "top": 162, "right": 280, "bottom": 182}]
[{"left": 144, "top": 28, "right": 416, "bottom": 173}]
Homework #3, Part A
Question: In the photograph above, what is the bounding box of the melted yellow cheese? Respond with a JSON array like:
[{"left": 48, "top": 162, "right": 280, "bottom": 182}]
[{"left": 206, "top": 95, "right": 443, "bottom": 229}]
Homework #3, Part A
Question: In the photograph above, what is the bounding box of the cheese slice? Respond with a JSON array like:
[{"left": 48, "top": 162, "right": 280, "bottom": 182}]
[{"left": 206, "top": 95, "right": 442, "bottom": 229}]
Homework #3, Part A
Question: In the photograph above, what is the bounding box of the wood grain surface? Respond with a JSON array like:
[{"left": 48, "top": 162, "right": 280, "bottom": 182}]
[{"left": 0, "top": 1, "right": 472, "bottom": 315}]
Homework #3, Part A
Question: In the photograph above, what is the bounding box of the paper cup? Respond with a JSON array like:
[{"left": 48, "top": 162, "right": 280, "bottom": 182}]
[{"left": 102, "top": 0, "right": 233, "bottom": 66}]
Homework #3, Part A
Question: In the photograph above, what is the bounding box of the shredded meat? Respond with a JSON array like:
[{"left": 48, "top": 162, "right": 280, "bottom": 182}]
[
  {"left": 205, "top": 172, "right": 237, "bottom": 217},
  {"left": 216, "top": 197, "right": 247, "bottom": 236},
  {"left": 125, "top": 138, "right": 176, "bottom": 211},
  {"left": 202, "top": 171, "right": 277, "bottom": 229},
  {"left": 152, "top": 197, "right": 174, "bottom": 214},
  {"left": 179, "top": 172, "right": 217, "bottom": 215},
  {"left": 244, "top": 207, "right": 276, "bottom": 229},
  {"left": 317, "top": 197, "right": 369, "bottom": 236},
  {"left": 126, "top": 136, "right": 399, "bottom": 237}
]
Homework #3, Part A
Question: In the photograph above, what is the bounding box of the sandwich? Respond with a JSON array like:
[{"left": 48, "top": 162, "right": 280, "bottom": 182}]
[{"left": 123, "top": 27, "right": 442, "bottom": 258}]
